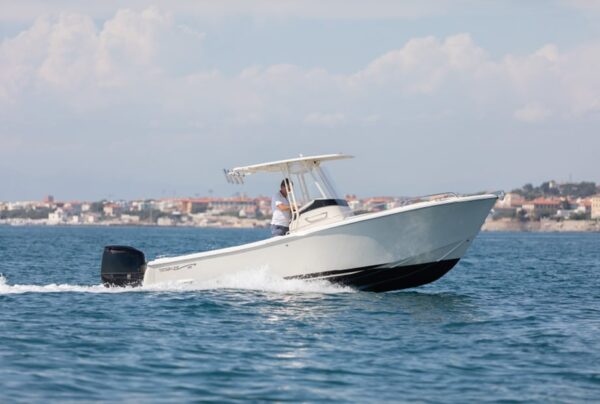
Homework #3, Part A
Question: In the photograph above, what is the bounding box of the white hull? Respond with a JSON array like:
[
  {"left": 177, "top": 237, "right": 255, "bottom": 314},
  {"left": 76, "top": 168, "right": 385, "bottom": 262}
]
[{"left": 142, "top": 194, "right": 496, "bottom": 292}]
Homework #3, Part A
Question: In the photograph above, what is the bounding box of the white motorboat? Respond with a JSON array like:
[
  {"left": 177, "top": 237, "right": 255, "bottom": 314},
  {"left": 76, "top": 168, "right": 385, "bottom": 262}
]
[{"left": 101, "top": 154, "right": 498, "bottom": 292}]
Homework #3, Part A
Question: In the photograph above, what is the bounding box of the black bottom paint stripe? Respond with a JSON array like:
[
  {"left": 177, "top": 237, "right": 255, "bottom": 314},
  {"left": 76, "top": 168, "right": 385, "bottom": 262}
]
[
  {"left": 287, "top": 264, "right": 386, "bottom": 280},
  {"left": 285, "top": 259, "right": 460, "bottom": 292}
]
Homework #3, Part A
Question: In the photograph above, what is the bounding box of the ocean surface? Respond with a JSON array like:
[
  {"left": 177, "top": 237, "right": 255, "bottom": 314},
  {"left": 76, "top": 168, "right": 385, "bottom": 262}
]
[{"left": 1, "top": 226, "right": 599, "bottom": 402}]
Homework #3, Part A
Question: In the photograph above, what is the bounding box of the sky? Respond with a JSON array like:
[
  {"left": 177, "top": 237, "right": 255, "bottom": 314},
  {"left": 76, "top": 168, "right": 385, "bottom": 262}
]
[{"left": 1, "top": 0, "right": 600, "bottom": 201}]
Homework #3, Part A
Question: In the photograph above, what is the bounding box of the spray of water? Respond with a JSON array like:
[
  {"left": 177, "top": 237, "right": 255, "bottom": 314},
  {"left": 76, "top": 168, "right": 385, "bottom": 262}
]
[{"left": 0, "top": 269, "right": 355, "bottom": 295}]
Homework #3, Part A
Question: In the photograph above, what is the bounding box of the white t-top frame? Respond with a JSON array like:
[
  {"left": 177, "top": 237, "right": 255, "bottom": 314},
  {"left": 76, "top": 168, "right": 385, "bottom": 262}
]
[{"left": 224, "top": 153, "right": 352, "bottom": 220}]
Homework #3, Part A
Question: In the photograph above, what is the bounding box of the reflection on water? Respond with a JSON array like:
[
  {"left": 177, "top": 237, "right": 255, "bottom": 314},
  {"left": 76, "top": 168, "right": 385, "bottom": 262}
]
[
  {"left": 392, "top": 292, "right": 478, "bottom": 323},
  {"left": 351, "top": 290, "right": 478, "bottom": 324}
]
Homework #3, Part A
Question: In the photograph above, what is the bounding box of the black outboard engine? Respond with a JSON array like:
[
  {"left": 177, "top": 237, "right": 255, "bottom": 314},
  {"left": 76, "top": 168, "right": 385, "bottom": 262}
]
[{"left": 101, "top": 246, "right": 146, "bottom": 287}]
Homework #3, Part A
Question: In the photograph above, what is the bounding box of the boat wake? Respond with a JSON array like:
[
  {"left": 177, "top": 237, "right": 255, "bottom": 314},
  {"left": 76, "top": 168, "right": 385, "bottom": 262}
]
[{"left": 0, "top": 269, "right": 355, "bottom": 295}]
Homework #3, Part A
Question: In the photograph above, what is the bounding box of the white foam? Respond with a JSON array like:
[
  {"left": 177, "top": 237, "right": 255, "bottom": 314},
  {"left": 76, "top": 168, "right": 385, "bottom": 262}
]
[
  {"left": 0, "top": 269, "right": 355, "bottom": 295},
  {"left": 0, "top": 274, "right": 137, "bottom": 295},
  {"left": 144, "top": 267, "right": 356, "bottom": 294}
]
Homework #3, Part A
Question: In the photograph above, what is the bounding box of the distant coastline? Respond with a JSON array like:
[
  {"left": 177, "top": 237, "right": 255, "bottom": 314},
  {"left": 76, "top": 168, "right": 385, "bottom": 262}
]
[
  {"left": 2, "top": 217, "right": 600, "bottom": 232},
  {"left": 0, "top": 216, "right": 270, "bottom": 229},
  {"left": 482, "top": 218, "right": 600, "bottom": 232},
  {"left": 2, "top": 178, "right": 600, "bottom": 232}
]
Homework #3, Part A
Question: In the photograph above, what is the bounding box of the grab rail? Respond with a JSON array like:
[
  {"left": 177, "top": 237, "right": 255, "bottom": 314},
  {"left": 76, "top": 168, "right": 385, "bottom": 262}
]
[
  {"left": 398, "top": 192, "right": 459, "bottom": 207},
  {"left": 354, "top": 190, "right": 503, "bottom": 214}
]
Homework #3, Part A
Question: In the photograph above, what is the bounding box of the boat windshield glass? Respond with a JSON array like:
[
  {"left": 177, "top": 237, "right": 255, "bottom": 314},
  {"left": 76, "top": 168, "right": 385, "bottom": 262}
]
[
  {"left": 319, "top": 166, "right": 342, "bottom": 199},
  {"left": 285, "top": 165, "right": 342, "bottom": 208}
]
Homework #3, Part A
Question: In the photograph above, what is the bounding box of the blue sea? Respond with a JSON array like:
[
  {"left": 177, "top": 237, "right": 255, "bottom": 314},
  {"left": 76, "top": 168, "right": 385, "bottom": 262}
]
[{"left": 1, "top": 226, "right": 599, "bottom": 402}]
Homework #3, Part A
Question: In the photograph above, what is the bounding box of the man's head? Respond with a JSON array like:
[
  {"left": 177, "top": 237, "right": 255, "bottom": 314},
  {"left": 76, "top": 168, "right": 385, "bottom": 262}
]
[{"left": 280, "top": 178, "right": 292, "bottom": 197}]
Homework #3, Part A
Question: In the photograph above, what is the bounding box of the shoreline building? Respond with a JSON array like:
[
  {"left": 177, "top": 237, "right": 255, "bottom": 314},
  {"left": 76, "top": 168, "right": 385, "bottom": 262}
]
[
  {"left": 592, "top": 196, "right": 600, "bottom": 219},
  {"left": 521, "top": 198, "right": 562, "bottom": 219}
]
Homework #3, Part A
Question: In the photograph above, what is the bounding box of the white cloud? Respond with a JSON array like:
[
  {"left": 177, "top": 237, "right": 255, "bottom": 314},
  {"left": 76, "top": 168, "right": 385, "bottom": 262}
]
[
  {"left": 0, "top": 1, "right": 464, "bottom": 22},
  {"left": 514, "top": 103, "right": 551, "bottom": 123},
  {"left": 358, "top": 34, "right": 489, "bottom": 95},
  {"left": 561, "top": 0, "right": 600, "bottom": 12},
  {"left": 0, "top": 8, "right": 599, "bottom": 201},
  {"left": 2, "top": 9, "right": 600, "bottom": 134},
  {"left": 304, "top": 112, "right": 346, "bottom": 127},
  {"left": 0, "top": 6, "right": 204, "bottom": 108},
  {"left": 37, "top": 13, "right": 99, "bottom": 89}
]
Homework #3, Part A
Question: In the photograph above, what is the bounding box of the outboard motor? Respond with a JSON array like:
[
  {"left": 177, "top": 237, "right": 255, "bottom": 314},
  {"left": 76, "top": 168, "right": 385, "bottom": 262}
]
[{"left": 101, "top": 246, "right": 146, "bottom": 287}]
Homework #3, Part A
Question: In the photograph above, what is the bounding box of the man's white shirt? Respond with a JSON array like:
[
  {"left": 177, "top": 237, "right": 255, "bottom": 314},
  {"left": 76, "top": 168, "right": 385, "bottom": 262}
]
[{"left": 271, "top": 191, "right": 291, "bottom": 226}]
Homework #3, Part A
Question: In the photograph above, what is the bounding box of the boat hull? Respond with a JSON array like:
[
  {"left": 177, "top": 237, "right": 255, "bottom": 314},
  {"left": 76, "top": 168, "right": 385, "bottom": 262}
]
[
  {"left": 142, "top": 194, "right": 496, "bottom": 292},
  {"left": 288, "top": 259, "right": 460, "bottom": 292}
]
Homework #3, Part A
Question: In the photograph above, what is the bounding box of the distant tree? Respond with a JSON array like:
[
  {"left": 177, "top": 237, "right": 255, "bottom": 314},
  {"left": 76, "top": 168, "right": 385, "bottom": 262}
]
[
  {"left": 540, "top": 181, "right": 551, "bottom": 193},
  {"left": 517, "top": 209, "right": 529, "bottom": 222},
  {"left": 513, "top": 180, "right": 598, "bottom": 200},
  {"left": 0, "top": 208, "right": 51, "bottom": 219},
  {"left": 559, "top": 182, "right": 596, "bottom": 198},
  {"left": 492, "top": 208, "right": 516, "bottom": 220},
  {"left": 570, "top": 212, "right": 588, "bottom": 221},
  {"left": 514, "top": 183, "right": 542, "bottom": 200},
  {"left": 541, "top": 181, "right": 560, "bottom": 196},
  {"left": 137, "top": 209, "right": 166, "bottom": 223},
  {"left": 89, "top": 202, "right": 104, "bottom": 213},
  {"left": 559, "top": 199, "right": 571, "bottom": 210}
]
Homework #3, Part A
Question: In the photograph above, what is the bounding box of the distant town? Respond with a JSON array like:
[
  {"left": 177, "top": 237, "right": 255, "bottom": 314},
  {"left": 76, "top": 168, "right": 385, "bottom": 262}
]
[
  {"left": 0, "top": 193, "right": 406, "bottom": 228},
  {"left": 484, "top": 180, "right": 600, "bottom": 231},
  {"left": 1, "top": 180, "right": 600, "bottom": 231}
]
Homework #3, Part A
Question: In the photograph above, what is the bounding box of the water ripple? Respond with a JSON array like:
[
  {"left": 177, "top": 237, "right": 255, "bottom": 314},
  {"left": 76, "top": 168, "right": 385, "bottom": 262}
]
[{"left": 1, "top": 227, "right": 599, "bottom": 401}]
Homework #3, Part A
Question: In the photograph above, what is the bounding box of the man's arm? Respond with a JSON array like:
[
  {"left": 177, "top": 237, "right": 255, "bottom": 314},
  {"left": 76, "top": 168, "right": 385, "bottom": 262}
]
[{"left": 276, "top": 202, "right": 292, "bottom": 211}]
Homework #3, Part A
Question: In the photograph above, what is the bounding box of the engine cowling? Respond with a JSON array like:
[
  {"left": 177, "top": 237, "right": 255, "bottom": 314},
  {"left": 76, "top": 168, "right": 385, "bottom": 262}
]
[{"left": 101, "top": 245, "right": 146, "bottom": 287}]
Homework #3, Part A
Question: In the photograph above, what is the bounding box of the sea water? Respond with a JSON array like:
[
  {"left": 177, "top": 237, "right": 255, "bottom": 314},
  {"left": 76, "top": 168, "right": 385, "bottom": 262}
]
[{"left": 0, "top": 226, "right": 599, "bottom": 402}]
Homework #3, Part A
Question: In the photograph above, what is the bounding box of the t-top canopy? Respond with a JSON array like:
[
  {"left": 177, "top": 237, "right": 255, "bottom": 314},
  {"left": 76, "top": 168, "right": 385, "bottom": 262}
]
[{"left": 224, "top": 153, "right": 353, "bottom": 183}]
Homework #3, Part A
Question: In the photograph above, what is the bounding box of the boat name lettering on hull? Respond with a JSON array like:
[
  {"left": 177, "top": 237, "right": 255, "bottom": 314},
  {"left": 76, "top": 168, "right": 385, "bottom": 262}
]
[{"left": 158, "top": 263, "right": 197, "bottom": 272}]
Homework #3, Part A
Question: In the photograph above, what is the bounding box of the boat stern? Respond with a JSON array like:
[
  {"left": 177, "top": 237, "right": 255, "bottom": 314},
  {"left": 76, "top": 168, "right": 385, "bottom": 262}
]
[{"left": 100, "top": 245, "right": 146, "bottom": 287}]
